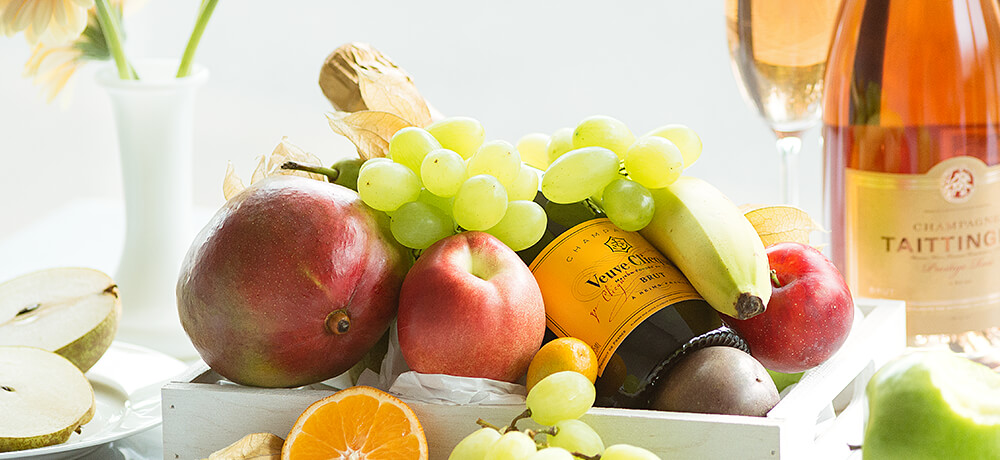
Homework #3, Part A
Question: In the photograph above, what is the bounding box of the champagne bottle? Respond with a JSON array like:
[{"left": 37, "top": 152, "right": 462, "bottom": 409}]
[
  {"left": 518, "top": 193, "right": 748, "bottom": 408},
  {"left": 823, "top": 0, "right": 1000, "bottom": 359}
]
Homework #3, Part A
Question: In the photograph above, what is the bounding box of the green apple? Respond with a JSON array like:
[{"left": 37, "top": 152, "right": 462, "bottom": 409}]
[
  {"left": 0, "top": 346, "right": 96, "bottom": 452},
  {"left": 766, "top": 369, "right": 804, "bottom": 393},
  {"left": 864, "top": 351, "right": 1000, "bottom": 459},
  {"left": 0, "top": 268, "right": 120, "bottom": 372}
]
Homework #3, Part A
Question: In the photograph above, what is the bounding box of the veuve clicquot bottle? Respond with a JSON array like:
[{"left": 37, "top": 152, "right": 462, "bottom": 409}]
[
  {"left": 823, "top": 0, "right": 1000, "bottom": 358},
  {"left": 518, "top": 194, "right": 748, "bottom": 408}
]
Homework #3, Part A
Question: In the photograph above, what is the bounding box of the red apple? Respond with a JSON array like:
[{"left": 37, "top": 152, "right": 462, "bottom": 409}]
[
  {"left": 397, "top": 231, "right": 545, "bottom": 382},
  {"left": 177, "top": 175, "right": 411, "bottom": 387},
  {"left": 721, "top": 242, "right": 854, "bottom": 373}
]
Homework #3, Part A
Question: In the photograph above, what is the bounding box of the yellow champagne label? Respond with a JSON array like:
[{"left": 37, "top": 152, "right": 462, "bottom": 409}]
[
  {"left": 845, "top": 156, "right": 1000, "bottom": 335},
  {"left": 528, "top": 218, "right": 703, "bottom": 373}
]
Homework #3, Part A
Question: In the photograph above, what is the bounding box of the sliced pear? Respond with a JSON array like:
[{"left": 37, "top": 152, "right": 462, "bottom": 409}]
[
  {"left": 0, "top": 346, "right": 96, "bottom": 452},
  {"left": 0, "top": 268, "right": 121, "bottom": 372}
]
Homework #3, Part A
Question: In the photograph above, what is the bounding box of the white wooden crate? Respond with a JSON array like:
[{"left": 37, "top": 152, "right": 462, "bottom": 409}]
[{"left": 161, "top": 299, "right": 904, "bottom": 460}]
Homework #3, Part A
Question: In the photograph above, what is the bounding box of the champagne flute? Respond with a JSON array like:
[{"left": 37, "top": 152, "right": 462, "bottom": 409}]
[{"left": 725, "top": 0, "right": 842, "bottom": 206}]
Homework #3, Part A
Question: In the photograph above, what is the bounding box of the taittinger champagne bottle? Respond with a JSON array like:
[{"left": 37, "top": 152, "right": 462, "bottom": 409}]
[{"left": 823, "top": 0, "right": 1000, "bottom": 362}]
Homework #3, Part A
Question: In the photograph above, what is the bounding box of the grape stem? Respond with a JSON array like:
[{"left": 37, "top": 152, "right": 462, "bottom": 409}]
[
  {"left": 572, "top": 453, "right": 600, "bottom": 460},
  {"left": 532, "top": 426, "right": 558, "bottom": 437},
  {"left": 582, "top": 198, "right": 603, "bottom": 214},
  {"left": 280, "top": 161, "right": 340, "bottom": 182},
  {"left": 475, "top": 418, "right": 504, "bottom": 432},
  {"left": 506, "top": 409, "right": 532, "bottom": 433}
]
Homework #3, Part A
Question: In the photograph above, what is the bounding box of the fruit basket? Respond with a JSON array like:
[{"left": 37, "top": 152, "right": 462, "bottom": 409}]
[{"left": 161, "top": 298, "right": 903, "bottom": 459}]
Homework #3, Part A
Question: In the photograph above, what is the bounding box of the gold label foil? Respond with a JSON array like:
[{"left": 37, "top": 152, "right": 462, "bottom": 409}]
[{"left": 845, "top": 156, "right": 1000, "bottom": 335}]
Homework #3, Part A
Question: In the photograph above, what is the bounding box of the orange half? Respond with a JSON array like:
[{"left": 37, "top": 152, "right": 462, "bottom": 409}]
[{"left": 281, "top": 386, "right": 428, "bottom": 460}]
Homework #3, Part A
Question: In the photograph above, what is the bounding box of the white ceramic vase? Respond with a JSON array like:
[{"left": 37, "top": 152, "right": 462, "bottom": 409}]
[{"left": 97, "top": 59, "right": 208, "bottom": 360}]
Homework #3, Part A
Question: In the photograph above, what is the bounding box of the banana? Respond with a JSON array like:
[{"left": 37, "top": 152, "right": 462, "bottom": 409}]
[{"left": 639, "top": 176, "right": 771, "bottom": 320}]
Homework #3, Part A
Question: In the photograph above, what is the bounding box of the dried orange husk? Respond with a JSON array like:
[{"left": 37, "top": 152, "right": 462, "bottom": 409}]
[
  {"left": 742, "top": 205, "right": 825, "bottom": 247},
  {"left": 249, "top": 137, "right": 326, "bottom": 185},
  {"left": 223, "top": 137, "right": 326, "bottom": 201},
  {"left": 320, "top": 43, "right": 413, "bottom": 113},
  {"left": 319, "top": 43, "right": 433, "bottom": 128},
  {"left": 207, "top": 432, "right": 284, "bottom": 460},
  {"left": 223, "top": 161, "right": 246, "bottom": 201},
  {"left": 327, "top": 110, "right": 414, "bottom": 160},
  {"left": 356, "top": 69, "right": 433, "bottom": 128}
]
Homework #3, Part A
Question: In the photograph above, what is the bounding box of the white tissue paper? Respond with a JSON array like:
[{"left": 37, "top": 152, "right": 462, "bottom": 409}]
[{"left": 356, "top": 322, "right": 527, "bottom": 406}]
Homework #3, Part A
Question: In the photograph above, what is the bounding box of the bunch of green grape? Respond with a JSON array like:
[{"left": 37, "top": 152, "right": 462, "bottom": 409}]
[
  {"left": 356, "top": 116, "right": 546, "bottom": 251},
  {"left": 518, "top": 116, "right": 702, "bottom": 232},
  {"left": 449, "top": 371, "right": 662, "bottom": 460}
]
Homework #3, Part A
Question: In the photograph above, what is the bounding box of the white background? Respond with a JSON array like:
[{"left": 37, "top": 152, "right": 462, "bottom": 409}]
[{"left": 0, "top": 0, "right": 825, "bottom": 241}]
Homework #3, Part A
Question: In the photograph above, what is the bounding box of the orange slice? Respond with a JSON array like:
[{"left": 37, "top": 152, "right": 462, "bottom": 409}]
[{"left": 281, "top": 386, "right": 428, "bottom": 460}]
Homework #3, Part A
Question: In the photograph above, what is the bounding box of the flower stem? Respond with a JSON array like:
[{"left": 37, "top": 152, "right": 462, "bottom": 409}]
[
  {"left": 177, "top": 0, "right": 219, "bottom": 77},
  {"left": 93, "top": 0, "right": 132, "bottom": 80}
]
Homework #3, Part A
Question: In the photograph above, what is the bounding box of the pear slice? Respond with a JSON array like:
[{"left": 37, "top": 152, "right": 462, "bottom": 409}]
[
  {"left": 0, "top": 346, "right": 96, "bottom": 452},
  {"left": 0, "top": 268, "right": 121, "bottom": 372}
]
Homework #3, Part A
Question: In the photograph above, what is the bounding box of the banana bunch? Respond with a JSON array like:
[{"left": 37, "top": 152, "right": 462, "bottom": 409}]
[{"left": 639, "top": 176, "right": 771, "bottom": 320}]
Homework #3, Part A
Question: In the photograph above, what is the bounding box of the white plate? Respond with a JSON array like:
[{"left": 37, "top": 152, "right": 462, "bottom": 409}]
[{"left": 0, "top": 342, "right": 188, "bottom": 460}]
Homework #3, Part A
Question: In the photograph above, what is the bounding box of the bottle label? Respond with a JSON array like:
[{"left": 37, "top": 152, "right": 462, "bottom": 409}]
[
  {"left": 528, "top": 218, "right": 703, "bottom": 373},
  {"left": 845, "top": 156, "right": 1000, "bottom": 335}
]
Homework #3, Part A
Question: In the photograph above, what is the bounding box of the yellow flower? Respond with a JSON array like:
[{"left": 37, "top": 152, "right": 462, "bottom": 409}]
[
  {"left": 23, "top": 41, "right": 84, "bottom": 103},
  {"left": 19, "top": 1, "right": 136, "bottom": 103},
  {"left": 1, "top": 0, "right": 94, "bottom": 45}
]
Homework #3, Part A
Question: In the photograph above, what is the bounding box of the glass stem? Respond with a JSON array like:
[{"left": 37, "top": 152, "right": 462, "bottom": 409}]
[
  {"left": 177, "top": 0, "right": 220, "bottom": 77},
  {"left": 775, "top": 133, "right": 803, "bottom": 207},
  {"left": 93, "top": 0, "right": 133, "bottom": 80}
]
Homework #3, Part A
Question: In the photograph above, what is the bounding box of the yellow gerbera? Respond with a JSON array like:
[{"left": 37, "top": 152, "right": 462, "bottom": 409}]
[
  {"left": 23, "top": 42, "right": 84, "bottom": 103},
  {"left": 1, "top": 0, "right": 94, "bottom": 45},
  {"left": 20, "top": 0, "right": 136, "bottom": 103}
]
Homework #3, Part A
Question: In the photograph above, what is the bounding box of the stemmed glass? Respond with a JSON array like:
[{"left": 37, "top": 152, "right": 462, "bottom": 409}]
[{"left": 725, "top": 0, "right": 842, "bottom": 206}]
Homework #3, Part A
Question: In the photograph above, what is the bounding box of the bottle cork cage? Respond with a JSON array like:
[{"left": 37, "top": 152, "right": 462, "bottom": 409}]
[{"left": 161, "top": 299, "right": 904, "bottom": 460}]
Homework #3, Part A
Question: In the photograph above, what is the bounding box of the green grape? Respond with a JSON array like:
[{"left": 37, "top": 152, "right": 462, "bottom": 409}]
[
  {"left": 545, "top": 419, "right": 604, "bottom": 456},
  {"left": 357, "top": 160, "right": 421, "bottom": 212},
  {"left": 483, "top": 431, "right": 537, "bottom": 460},
  {"left": 453, "top": 175, "right": 508, "bottom": 231},
  {"left": 622, "top": 374, "right": 640, "bottom": 394},
  {"left": 417, "top": 188, "right": 455, "bottom": 217},
  {"left": 359, "top": 157, "right": 392, "bottom": 175},
  {"left": 572, "top": 115, "right": 635, "bottom": 158},
  {"left": 468, "top": 140, "right": 521, "bottom": 188},
  {"left": 421, "top": 148, "right": 467, "bottom": 197},
  {"left": 546, "top": 127, "right": 574, "bottom": 165},
  {"left": 389, "top": 201, "right": 455, "bottom": 249},
  {"left": 541, "top": 147, "right": 620, "bottom": 204},
  {"left": 508, "top": 164, "right": 540, "bottom": 201},
  {"left": 623, "top": 136, "right": 683, "bottom": 189},
  {"left": 389, "top": 127, "right": 442, "bottom": 174},
  {"left": 517, "top": 132, "right": 551, "bottom": 170},
  {"left": 427, "top": 116, "right": 486, "bottom": 159},
  {"left": 601, "top": 444, "right": 663, "bottom": 460},
  {"left": 601, "top": 179, "right": 655, "bottom": 232},
  {"left": 526, "top": 447, "right": 574, "bottom": 460},
  {"left": 486, "top": 200, "right": 546, "bottom": 251},
  {"left": 449, "top": 427, "right": 502, "bottom": 460},
  {"left": 526, "top": 371, "right": 596, "bottom": 426},
  {"left": 645, "top": 124, "right": 703, "bottom": 168}
]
